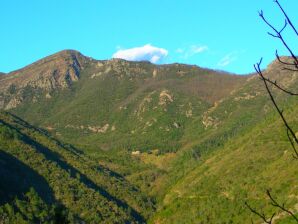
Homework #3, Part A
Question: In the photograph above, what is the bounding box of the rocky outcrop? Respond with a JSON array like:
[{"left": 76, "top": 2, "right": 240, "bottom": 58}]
[
  {"left": 5, "top": 96, "right": 23, "bottom": 110},
  {"left": 265, "top": 57, "right": 298, "bottom": 85},
  {"left": 159, "top": 90, "right": 173, "bottom": 106},
  {"left": 202, "top": 101, "right": 222, "bottom": 128},
  {"left": 0, "top": 50, "right": 89, "bottom": 109},
  {"left": 65, "top": 124, "right": 110, "bottom": 134}
]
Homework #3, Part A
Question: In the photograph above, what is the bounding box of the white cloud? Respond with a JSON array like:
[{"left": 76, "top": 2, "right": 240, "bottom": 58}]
[
  {"left": 112, "top": 44, "right": 168, "bottom": 63},
  {"left": 176, "top": 45, "right": 208, "bottom": 59},
  {"left": 190, "top": 45, "right": 208, "bottom": 54},
  {"left": 217, "top": 52, "right": 238, "bottom": 67}
]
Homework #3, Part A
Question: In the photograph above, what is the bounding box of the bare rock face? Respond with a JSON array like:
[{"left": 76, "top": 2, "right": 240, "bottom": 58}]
[
  {"left": 3, "top": 50, "right": 87, "bottom": 90},
  {"left": 0, "top": 50, "right": 89, "bottom": 109},
  {"left": 5, "top": 97, "right": 23, "bottom": 110},
  {"left": 264, "top": 57, "right": 298, "bottom": 91},
  {"left": 159, "top": 90, "right": 173, "bottom": 106},
  {"left": 266, "top": 57, "right": 298, "bottom": 79}
]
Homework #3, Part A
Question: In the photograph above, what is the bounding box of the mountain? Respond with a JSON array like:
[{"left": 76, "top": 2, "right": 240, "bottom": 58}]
[
  {"left": 0, "top": 50, "right": 89, "bottom": 109},
  {"left": 1, "top": 50, "right": 247, "bottom": 152},
  {"left": 0, "top": 50, "right": 297, "bottom": 223}
]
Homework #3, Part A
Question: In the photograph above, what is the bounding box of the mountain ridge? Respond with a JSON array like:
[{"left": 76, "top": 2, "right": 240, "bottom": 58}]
[{"left": 1, "top": 49, "right": 251, "bottom": 152}]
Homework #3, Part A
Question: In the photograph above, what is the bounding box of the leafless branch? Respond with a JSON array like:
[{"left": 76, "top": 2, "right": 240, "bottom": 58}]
[
  {"left": 258, "top": 11, "right": 298, "bottom": 67},
  {"left": 245, "top": 201, "right": 275, "bottom": 224},
  {"left": 261, "top": 74, "right": 298, "bottom": 96},
  {"left": 287, "top": 129, "right": 298, "bottom": 159},
  {"left": 254, "top": 59, "right": 298, "bottom": 150},
  {"left": 282, "top": 67, "right": 298, "bottom": 72},
  {"left": 275, "top": 50, "right": 298, "bottom": 72},
  {"left": 274, "top": 0, "right": 298, "bottom": 37},
  {"left": 248, "top": 1, "right": 298, "bottom": 223},
  {"left": 267, "top": 190, "right": 298, "bottom": 222},
  {"left": 275, "top": 50, "right": 297, "bottom": 67}
]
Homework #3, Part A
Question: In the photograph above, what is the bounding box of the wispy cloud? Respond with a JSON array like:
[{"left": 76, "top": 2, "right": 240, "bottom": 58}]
[
  {"left": 217, "top": 52, "right": 238, "bottom": 67},
  {"left": 112, "top": 44, "right": 168, "bottom": 63},
  {"left": 190, "top": 45, "right": 208, "bottom": 54},
  {"left": 176, "top": 45, "right": 208, "bottom": 59}
]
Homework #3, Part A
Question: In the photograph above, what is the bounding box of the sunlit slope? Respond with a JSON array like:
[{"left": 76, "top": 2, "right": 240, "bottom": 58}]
[{"left": 151, "top": 99, "right": 298, "bottom": 223}]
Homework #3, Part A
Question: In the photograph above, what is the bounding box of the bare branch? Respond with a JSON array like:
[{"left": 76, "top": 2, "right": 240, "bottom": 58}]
[
  {"left": 287, "top": 129, "right": 298, "bottom": 159},
  {"left": 281, "top": 67, "right": 298, "bottom": 72},
  {"left": 266, "top": 190, "right": 298, "bottom": 222},
  {"left": 259, "top": 11, "right": 298, "bottom": 66},
  {"left": 275, "top": 50, "right": 297, "bottom": 67},
  {"left": 268, "top": 32, "right": 279, "bottom": 39},
  {"left": 274, "top": 0, "right": 298, "bottom": 36},
  {"left": 254, "top": 59, "right": 298, "bottom": 151},
  {"left": 280, "top": 20, "right": 288, "bottom": 34},
  {"left": 261, "top": 75, "right": 298, "bottom": 96},
  {"left": 276, "top": 51, "right": 298, "bottom": 71},
  {"left": 245, "top": 202, "right": 275, "bottom": 224},
  {"left": 248, "top": 1, "right": 298, "bottom": 223}
]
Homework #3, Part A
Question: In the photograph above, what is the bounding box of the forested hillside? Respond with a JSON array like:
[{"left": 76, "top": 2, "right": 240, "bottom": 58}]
[{"left": 0, "top": 112, "right": 155, "bottom": 223}]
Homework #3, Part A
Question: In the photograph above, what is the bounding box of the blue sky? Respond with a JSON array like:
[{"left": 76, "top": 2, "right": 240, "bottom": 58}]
[{"left": 0, "top": 0, "right": 297, "bottom": 74}]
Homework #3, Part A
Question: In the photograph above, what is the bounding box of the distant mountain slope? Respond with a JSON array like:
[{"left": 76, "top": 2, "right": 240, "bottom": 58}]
[
  {"left": 0, "top": 50, "right": 248, "bottom": 152},
  {"left": 151, "top": 100, "right": 298, "bottom": 224},
  {"left": 147, "top": 59, "right": 298, "bottom": 223}
]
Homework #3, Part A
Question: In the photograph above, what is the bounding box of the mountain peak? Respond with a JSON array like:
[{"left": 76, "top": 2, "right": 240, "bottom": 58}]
[
  {"left": 0, "top": 50, "right": 92, "bottom": 109},
  {"left": 31, "top": 49, "right": 89, "bottom": 67},
  {"left": 49, "top": 49, "right": 86, "bottom": 60},
  {"left": 5, "top": 49, "right": 90, "bottom": 87}
]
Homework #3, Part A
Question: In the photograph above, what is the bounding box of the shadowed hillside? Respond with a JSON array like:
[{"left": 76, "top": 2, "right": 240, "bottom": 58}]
[
  {"left": 0, "top": 112, "right": 155, "bottom": 223},
  {"left": 0, "top": 150, "right": 54, "bottom": 205}
]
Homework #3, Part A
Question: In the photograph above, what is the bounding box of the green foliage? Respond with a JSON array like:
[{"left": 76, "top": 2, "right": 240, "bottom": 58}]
[
  {"left": 0, "top": 123, "right": 20, "bottom": 140},
  {"left": 0, "top": 112, "right": 155, "bottom": 223},
  {"left": 151, "top": 103, "right": 298, "bottom": 224},
  {"left": 0, "top": 188, "right": 73, "bottom": 224}
]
